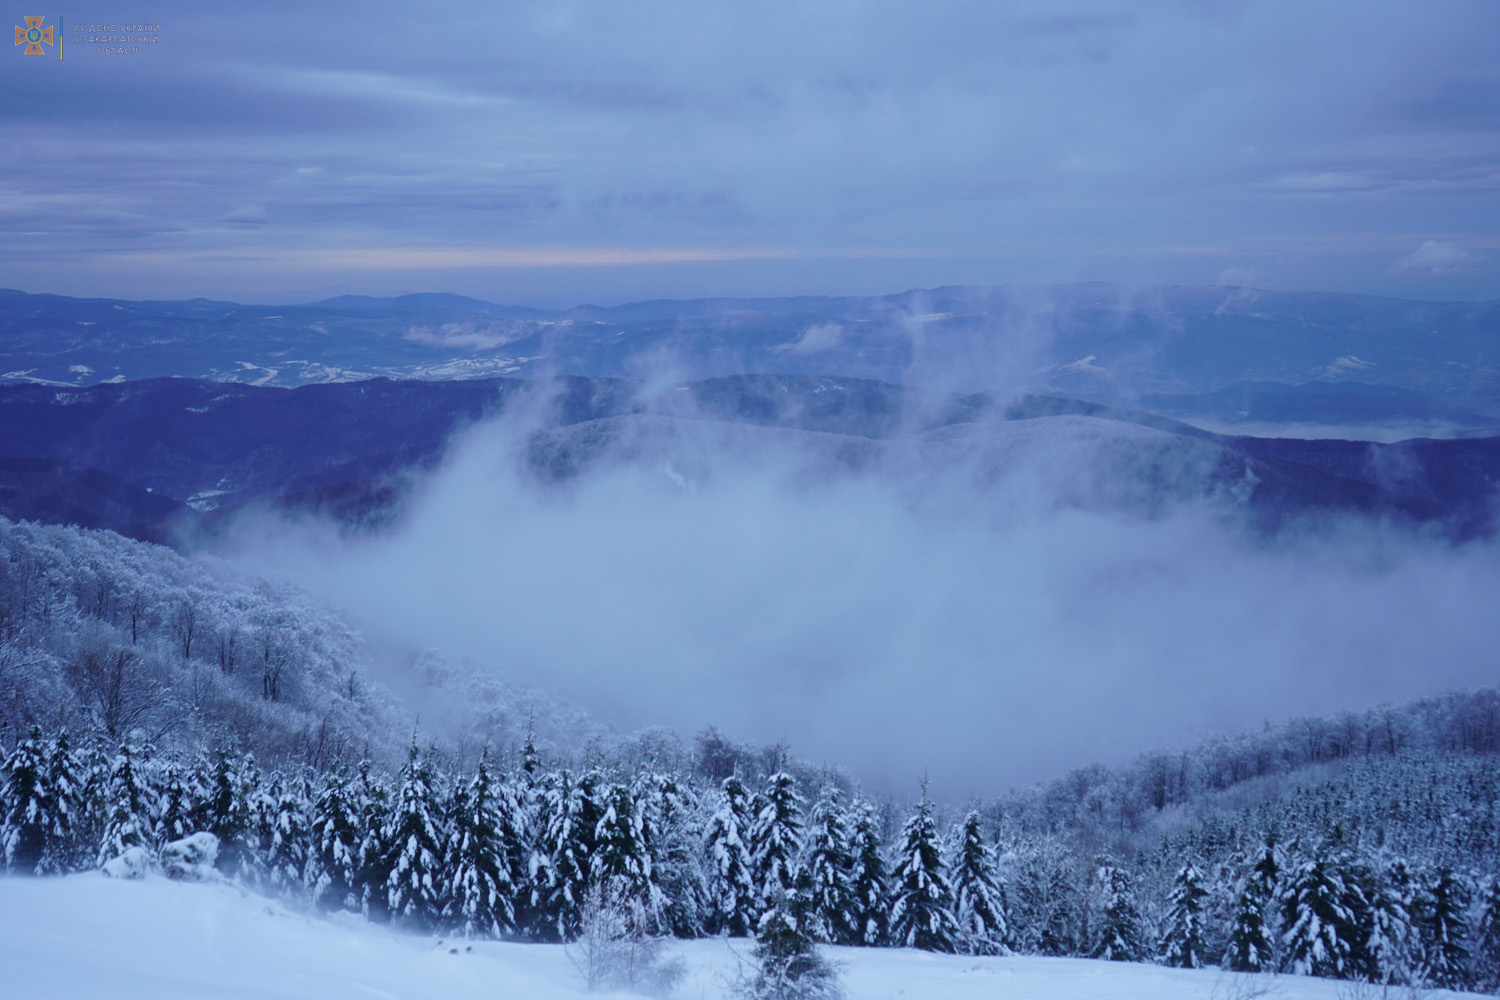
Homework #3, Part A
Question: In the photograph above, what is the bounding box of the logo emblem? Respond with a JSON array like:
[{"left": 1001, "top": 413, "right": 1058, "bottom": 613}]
[{"left": 14, "top": 16, "right": 54, "bottom": 54}]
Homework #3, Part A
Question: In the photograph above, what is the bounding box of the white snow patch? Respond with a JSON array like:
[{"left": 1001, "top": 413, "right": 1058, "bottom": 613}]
[{"left": 1, "top": 872, "right": 1485, "bottom": 1000}]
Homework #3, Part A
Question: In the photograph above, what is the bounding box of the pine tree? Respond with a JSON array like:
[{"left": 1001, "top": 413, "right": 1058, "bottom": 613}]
[
  {"left": 743, "top": 884, "right": 843, "bottom": 1000},
  {"left": 948, "top": 811, "right": 1008, "bottom": 956},
  {"left": 352, "top": 762, "right": 392, "bottom": 921},
  {"left": 1225, "top": 834, "right": 1280, "bottom": 972},
  {"left": 155, "top": 762, "right": 198, "bottom": 845},
  {"left": 2, "top": 728, "right": 55, "bottom": 874},
  {"left": 263, "top": 775, "right": 311, "bottom": 892},
  {"left": 637, "top": 772, "right": 705, "bottom": 938},
  {"left": 750, "top": 771, "right": 805, "bottom": 919},
  {"left": 1160, "top": 861, "right": 1209, "bottom": 968},
  {"left": 445, "top": 754, "right": 516, "bottom": 938},
  {"left": 593, "top": 780, "right": 656, "bottom": 910},
  {"left": 1279, "top": 853, "right": 1366, "bottom": 979},
  {"left": 889, "top": 787, "right": 959, "bottom": 953},
  {"left": 704, "top": 774, "right": 757, "bottom": 937},
  {"left": 1474, "top": 875, "right": 1500, "bottom": 993},
  {"left": 1418, "top": 865, "right": 1471, "bottom": 990},
  {"left": 203, "top": 751, "right": 256, "bottom": 878},
  {"left": 384, "top": 745, "right": 447, "bottom": 928},
  {"left": 1362, "top": 857, "right": 1418, "bottom": 985},
  {"left": 802, "top": 786, "right": 859, "bottom": 946},
  {"left": 40, "top": 732, "right": 82, "bottom": 873},
  {"left": 847, "top": 799, "right": 890, "bottom": 947},
  {"left": 535, "top": 768, "right": 604, "bottom": 941},
  {"left": 1090, "top": 860, "right": 1142, "bottom": 962},
  {"left": 96, "top": 744, "right": 156, "bottom": 867},
  {"left": 307, "top": 771, "right": 362, "bottom": 911}
]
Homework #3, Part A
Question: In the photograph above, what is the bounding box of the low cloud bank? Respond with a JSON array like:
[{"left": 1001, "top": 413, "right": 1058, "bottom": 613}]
[{"left": 222, "top": 403, "right": 1500, "bottom": 798}]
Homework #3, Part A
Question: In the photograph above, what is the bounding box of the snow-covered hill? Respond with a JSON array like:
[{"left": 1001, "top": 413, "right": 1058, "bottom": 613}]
[{"left": 0, "top": 873, "right": 1486, "bottom": 1000}]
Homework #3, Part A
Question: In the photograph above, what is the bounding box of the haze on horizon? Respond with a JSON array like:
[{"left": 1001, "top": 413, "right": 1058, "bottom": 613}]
[{"left": 1, "top": 1, "right": 1498, "bottom": 307}]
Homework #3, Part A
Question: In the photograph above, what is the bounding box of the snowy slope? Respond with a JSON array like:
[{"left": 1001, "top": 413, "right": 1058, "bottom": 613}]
[{"left": 0, "top": 874, "right": 1488, "bottom": 1000}]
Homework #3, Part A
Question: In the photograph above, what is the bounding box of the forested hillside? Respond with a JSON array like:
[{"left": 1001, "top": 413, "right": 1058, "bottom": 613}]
[{"left": 3, "top": 509, "right": 1498, "bottom": 992}]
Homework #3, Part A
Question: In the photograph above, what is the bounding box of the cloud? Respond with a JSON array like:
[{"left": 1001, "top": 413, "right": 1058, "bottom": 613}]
[
  {"left": 222, "top": 399, "right": 1500, "bottom": 799},
  {"left": 404, "top": 322, "right": 530, "bottom": 351},
  {"left": 3, "top": 1, "right": 1500, "bottom": 301},
  {"left": 1389, "top": 240, "right": 1485, "bottom": 276},
  {"left": 780, "top": 322, "right": 843, "bottom": 355}
]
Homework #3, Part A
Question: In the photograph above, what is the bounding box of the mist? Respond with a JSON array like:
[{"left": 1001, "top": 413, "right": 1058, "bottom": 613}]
[{"left": 221, "top": 395, "right": 1500, "bottom": 800}]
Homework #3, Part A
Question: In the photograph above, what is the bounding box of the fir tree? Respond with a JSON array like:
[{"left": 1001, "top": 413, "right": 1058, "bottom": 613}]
[
  {"left": 307, "top": 771, "right": 362, "bottom": 911},
  {"left": 948, "top": 811, "right": 1008, "bottom": 956},
  {"left": 1279, "top": 853, "right": 1366, "bottom": 979},
  {"left": 802, "top": 786, "right": 859, "bottom": 946},
  {"left": 1418, "top": 865, "right": 1471, "bottom": 990},
  {"left": 705, "top": 774, "right": 758, "bottom": 937},
  {"left": 1225, "top": 833, "right": 1280, "bottom": 972},
  {"left": 638, "top": 772, "right": 706, "bottom": 938},
  {"left": 352, "top": 762, "right": 392, "bottom": 921},
  {"left": 742, "top": 884, "right": 844, "bottom": 1000},
  {"left": 750, "top": 771, "right": 805, "bottom": 918},
  {"left": 888, "top": 786, "right": 959, "bottom": 953},
  {"left": 445, "top": 753, "right": 516, "bottom": 938},
  {"left": 1474, "top": 875, "right": 1500, "bottom": 993},
  {"left": 1090, "top": 860, "right": 1142, "bottom": 962},
  {"left": 155, "top": 762, "right": 198, "bottom": 845},
  {"left": 1, "top": 728, "right": 54, "bottom": 874},
  {"left": 203, "top": 751, "right": 256, "bottom": 878},
  {"left": 1160, "top": 861, "right": 1209, "bottom": 968},
  {"left": 593, "top": 780, "right": 655, "bottom": 909},
  {"left": 96, "top": 743, "right": 156, "bottom": 867},
  {"left": 263, "top": 775, "right": 311, "bottom": 892},
  {"left": 847, "top": 799, "right": 889, "bottom": 947},
  {"left": 1362, "top": 857, "right": 1418, "bottom": 985},
  {"left": 384, "top": 745, "right": 447, "bottom": 928},
  {"left": 536, "top": 768, "right": 604, "bottom": 941}
]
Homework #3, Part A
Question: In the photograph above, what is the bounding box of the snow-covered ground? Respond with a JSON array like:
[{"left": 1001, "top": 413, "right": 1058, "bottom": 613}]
[{"left": 0, "top": 874, "right": 1485, "bottom": 1000}]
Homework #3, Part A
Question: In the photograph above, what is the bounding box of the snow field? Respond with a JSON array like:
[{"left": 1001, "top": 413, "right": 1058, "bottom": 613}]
[{"left": 0, "top": 873, "right": 1487, "bottom": 1000}]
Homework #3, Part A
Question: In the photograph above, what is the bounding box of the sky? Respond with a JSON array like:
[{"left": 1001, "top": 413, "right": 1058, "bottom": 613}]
[{"left": 3, "top": 0, "right": 1499, "bottom": 306}]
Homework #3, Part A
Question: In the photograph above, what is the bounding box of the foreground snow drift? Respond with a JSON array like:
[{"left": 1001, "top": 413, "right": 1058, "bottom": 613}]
[{"left": 0, "top": 874, "right": 1486, "bottom": 1000}]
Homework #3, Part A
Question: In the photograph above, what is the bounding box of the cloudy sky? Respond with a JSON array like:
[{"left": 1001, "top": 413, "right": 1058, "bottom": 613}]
[{"left": 3, "top": 0, "right": 1499, "bottom": 305}]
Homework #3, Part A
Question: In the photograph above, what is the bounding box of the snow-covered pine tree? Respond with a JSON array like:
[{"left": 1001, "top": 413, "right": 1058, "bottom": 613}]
[
  {"left": 802, "top": 785, "right": 858, "bottom": 946},
  {"left": 1089, "top": 860, "right": 1142, "bottom": 962},
  {"left": 1418, "top": 865, "right": 1471, "bottom": 990},
  {"left": 637, "top": 771, "right": 705, "bottom": 938},
  {"left": 203, "top": 751, "right": 256, "bottom": 878},
  {"left": 96, "top": 743, "right": 157, "bottom": 867},
  {"left": 743, "top": 884, "right": 843, "bottom": 1000},
  {"left": 593, "top": 780, "right": 656, "bottom": 911},
  {"left": 445, "top": 753, "right": 516, "bottom": 939},
  {"left": 155, "top": 761, "right": 198, "bottom": 845},
  {"left": 40, "top": 732, "right": 82, "bottom": 873},
  {"left": 948, "top": 811, "right": 1008, "bottom": 956},
  {"left": 1160, "top": 861, "right": 1209, "bottom": 968},
  {"left": 1, "top": 728, "right": 56, "bottom": 874},
  {"left": 750, "top": 771, "right": 805, "bottom": 919},
  {"left": 1278, "top": 852, "right": 1367, "bottom": 979},
  {"left": 1225, "top": 833, "right": 1281, "bottom": 972},
  {"left": 535, "top": 768, "right": 603, "bottom": 941},
  {"left": 1475, "top": 875, "right": 1500, "bottom": 993},
  {"left": 888, "top": 786, "right": 959, "bottom": 953},
  {"left": 1362, "top": 857, "right": 1419, "bottom": 985},
  {"left": 847, "top": 799, "right": 889, "bottom": 947},
  {"left": 307, "top": 771, "right": 362, "bottom": 911},
  {"left": 263, "top": 774, "right": 311, "bottom": 893},
  {"left": 384, "top": 745, "right": 447, "bottom": 928},
  {"left": 704, "top": 773, "right": 757, "bottom": 937},
  {"left": 352, "top": 761, "right": 393, "bottom": 921}
]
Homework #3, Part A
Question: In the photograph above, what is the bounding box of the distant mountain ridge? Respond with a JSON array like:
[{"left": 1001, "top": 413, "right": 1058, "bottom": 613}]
[
  {"left": 3, "top": 284, "right": 1497, "bottom": 433},
  {"left": 0, "top": 374, "right": 1495, "bottom": 545}
]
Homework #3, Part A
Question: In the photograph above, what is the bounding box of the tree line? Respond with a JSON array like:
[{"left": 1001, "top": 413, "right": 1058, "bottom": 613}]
[{"left": 4, "top": 727, "right": 1498, "bottom": 991}]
